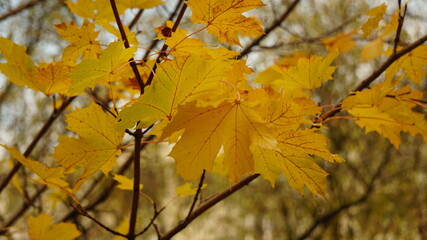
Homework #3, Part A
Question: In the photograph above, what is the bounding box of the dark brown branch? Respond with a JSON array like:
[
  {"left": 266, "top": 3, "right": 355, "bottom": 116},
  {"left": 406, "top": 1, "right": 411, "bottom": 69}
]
[
  {"left": 0, "top": 96, "right": 76, "bottom": 194},
  {"left": 393, "top": 1, "right": 407, "bottom": 54},
  {"left": 142, "top": 0, "right": 183, "bottom": 61},
  {"left": 186, "top": 170, "right": 206, "bottom": 220},
  {"left": 238, "top": 0, "right": 301, "bottom": 59},
  {"left": 109, "top": 0, "right": 145, "bottom": 94},
  {"left": 318, "top": 34, "right": 427, "bottom": 122},
  {"left": 145, "top": 2, "right": 188, "bottom": 86},
  {"left": 127, "top": 129, "right": 143, "bottom": 240},
  {"left": 159, "top": 174, "right": 260, "bottom": 240},
  {"left": 129, "top": 9, "right": 144, "bottom": 30},
  {"left": 71, "top": 203, "right": 127, "bottom": 238},
  {"left": 0, "top": 0, "right": 46, "bottom": 22}
]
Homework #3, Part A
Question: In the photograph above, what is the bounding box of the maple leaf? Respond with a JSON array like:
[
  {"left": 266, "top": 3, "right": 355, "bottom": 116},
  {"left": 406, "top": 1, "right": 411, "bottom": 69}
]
[
  {"left": 176, "top": 182, "right": 207, "bottom": 197},
  {"left": 322, "top": 32, "right": 356, "bottom": 53},
  {"left": 186, "top": 0, "right": 265, "bottom": 46},
  {"left": 360, "top": 38, "right": 384, "bottom": 61},
  {"left": 52, "top": 103, "right": 124, "bottom": 191},
  {"left": 250, "top": 91, "right": 342, "bottom": 194},
  {"left": 117, "top": 0, "right": 163, "bottom": 10},
  {"left": 66, "top": 0, "right": 115, "bottom": 21},
  {"left": 161, "top": 98, "right": 276, "bottom": 182},
  {"left": 262, "top": 52, "right": 338, "bottom": 92},
  {"left": 361, "top": 4, "right": 387, "bottom": 38},
  {"left": 1, "top": 145, "right": 72, "bottom": 192},
  {"left": 55, "top": 20, "right": 102, "bottom": 64},
  {"left": 117, "top": 56, "right": 235, "bottom": 130},
  {"left": 0, "top": 37, "right": 35, "bottom": 89},
  {"left": 98, "top": 19, "right": 139, "bottom": 47},
  {"left": 30, "top": 62, "right": 73, "bottom": 95},
  {"left": 28, "top": 214, "right": 80, "bottom": 240},
  {"left": 385, "top": 45, "right": 427, "bottom": 84},
  {"left": 113, "top": 173, "right": 143, "bottom": 191},
  {"left": 68, "top": 41, "right": 136, "bottom": 95},
  {"left": 342, "top": 82, "right": 427, "bottom": 148}
]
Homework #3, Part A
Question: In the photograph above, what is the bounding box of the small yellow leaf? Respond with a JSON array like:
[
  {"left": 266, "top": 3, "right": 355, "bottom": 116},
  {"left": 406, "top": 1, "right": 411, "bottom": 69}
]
[
  {"left": 55, "top": 20, "right": 102, "bottom": 64},
  {"left": 113, "top": 173, "right": 143, "bottom": 191},
  {"left": 176, "top": 182, "right": 207, "bottom": 197},
  {"left": 361, "top": 4, "right": 387, "bottom": 38},
  {"left": 28, "top": 213, "right": 80, "bottom": 240},
  {"left": 322, "top": 32, "right": 356, "bottom": 53},
  {"left": 68, "top": 41, "right": 136, "bottom": 95},
  {"left": 360, "top": 39, "right": 384, "bottom": 61},
  {"left": 187, "top": 0, "right": 265, "bottom": 46},
  {"left": 66, "top": 0, "right": 114, "bottom": 21},
  {"left": 112, "top": 217, "right": 129, "bottom": 240}
]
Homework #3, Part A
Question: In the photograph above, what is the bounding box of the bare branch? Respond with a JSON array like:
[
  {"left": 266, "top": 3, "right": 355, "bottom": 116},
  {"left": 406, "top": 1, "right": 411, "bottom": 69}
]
[{"left": 0, "top": 0, "right": 46, "bottom": 22}]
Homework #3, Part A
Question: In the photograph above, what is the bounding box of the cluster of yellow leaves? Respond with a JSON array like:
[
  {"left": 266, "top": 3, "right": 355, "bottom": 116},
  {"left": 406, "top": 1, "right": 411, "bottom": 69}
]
[{"left": 342, "top": 81, "right": 427, "bottom": 148}]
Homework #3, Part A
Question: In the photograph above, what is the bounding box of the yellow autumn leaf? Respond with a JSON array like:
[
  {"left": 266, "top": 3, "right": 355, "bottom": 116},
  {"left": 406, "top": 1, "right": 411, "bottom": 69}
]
[
  {"left": 161, "top": 98, "right": 276, "bottom": 182},
  {"left": 117, "top": 56, "right": 235, "bottom": 130},
  {"left": 322, "top": 32, "right": 356, "bottom": 53},
  {"left": 360, "top": 38, "right": 384, "bottom": 61},
  {"left": 28, "top": 214, "right": 80, "bottom": 240},
  {"left": 0, "top": 37, "right": 35, "bottom": 89},
  {"left": 385, "top": 45, "right": 427, "bottom": 84},
  {"left": 1, "top": 145, "right": 69, "bottom": 190},
  {"left": 361, "top": 4, "right": 387, "bottom": 38},
  {"left": 176, "top": 182, "right": 207, "bottom": 197},
  {"left": 66, "top": 0, "right": 114, "bottom": 21},
  {"left": 113, "top": 173, "right": 143, "bottom": 191},
  {"left": 112, "top": 217, "right": 129, "bottom": 240},
  {"left": 68, "top": 41, "right": 136, "bottom": 95},
  {"left": 55, "top": 20, "right": 102, "bottom": 64},
  {"left": 186, "top": 0, "right": 265, "bottom": 46},
  {"left": 98, "top": 20, "right": 138, "bottom": 47},
  {"left": 30, "top": 62, "right": 73, "bottom": 95},
  {"left": 270, "top": 52, "right": 338, "bottom": 91},
  {"left": 52, "top": 103, "right": 124, "bottom": 191},
  {"left": 117, "top": 0, "right": 163, "bottom": 10},
  {"left": 251, "top": 91, "right": 342, "bottom": 195},
  {"left": 342, "top": 82, "right": 427, "bottom": 148}
]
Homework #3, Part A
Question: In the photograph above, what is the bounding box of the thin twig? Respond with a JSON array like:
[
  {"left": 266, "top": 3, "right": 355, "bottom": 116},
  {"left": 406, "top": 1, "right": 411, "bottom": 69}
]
[
  {"left": 186, "top": 170, "right": 206, "bottom": 220},
  {"left": 110, "top": 0, "right": 145, "bottom": 94},
  {"left": 142, "top": 0, "right": 183, "bottom": 61},
  {"left": 145, "top": 2, "right": 188, "bottom": 86},
  {"left": 128, "top": 129, "right": 143, "bottom": 240},
  {"left": 135, "top": 203, "right": 166, "bottom": 236},
  {"left": 70, "top": 203, "right": 127, "bottom": 238},
  {"left": 0, "top": 0, "right": 46, "bottom": 21},
  {"left": 393, "top": 1, "right": 407, "bottom": 54},
  {"left": 159, "top": 174, "right": 260, "bottom": 240},
  {"left": 0, "top": 96, "right": 76, "bottom": 194},
  {"left": 238, "top": 0, "right": 301, "bottom": 59},
  {"left": 129, "top": 9, "right": 144, "bottom": 30}
]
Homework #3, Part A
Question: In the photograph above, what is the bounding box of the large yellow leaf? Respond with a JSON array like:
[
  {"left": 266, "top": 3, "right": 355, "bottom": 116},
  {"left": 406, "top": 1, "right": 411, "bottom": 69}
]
[
  {"left": 0, "top": 37, "right": 35, "bottom": 89},
  {"left": 186, "top": 0, "right": 265, "bottom": 46},
  {"left": 342, "top": 82, "right": 427, "bottom": 148},
  {"left": 117, "top": 56, "right": 235, "bottom": 130},
  {"left": 161, "top": 99, "right": 276, "bottom": 182},
  {"left": 68, "top": 41, "right": 136, "bottom": 95},
  {"left": 28, "top": 214, "right": 80, "bottom": 240},
  {"left": 266, "top": 52, "right": 338, "bottom": 92},
  {"left": 30, "top": 62, "right": 73, "bottom": 95},
  {"left": 55, "top": 20, "right": 102, "bottom": 64},
  {"left": 52, "top": 103, "right": 124, "bottom": 191},
  {"left": 251, "top": 92, "right": 342, "bottom": 195}
]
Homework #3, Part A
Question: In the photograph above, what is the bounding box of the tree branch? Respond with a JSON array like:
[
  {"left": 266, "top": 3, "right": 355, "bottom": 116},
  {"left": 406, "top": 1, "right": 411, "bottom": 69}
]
[
  {"left": 127, "top": 129, "right": 143, "bottom": 240},
  {"left": 109, "top": 0, "right": 145, "bottom": 94},
  {"left": 0, "top": 0, "right": 46, "bottom": 22},
  {"left": 318, "top": 34, "right": 427, "bottom": 122},
  {"left": 186, "top": 170, "right": 206, "bottom": 220},
  {"left": 238, "top": 0, "right": 301, "bottom": 59},
  {"left": 159, "top": 174, "right": 260, "bottom": 240}
]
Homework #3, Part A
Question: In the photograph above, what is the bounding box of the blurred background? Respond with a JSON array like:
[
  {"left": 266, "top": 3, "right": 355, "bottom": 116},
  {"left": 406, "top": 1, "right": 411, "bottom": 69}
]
[{"left": 0, "top": 0, "right": 426, "bottom": 239}]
